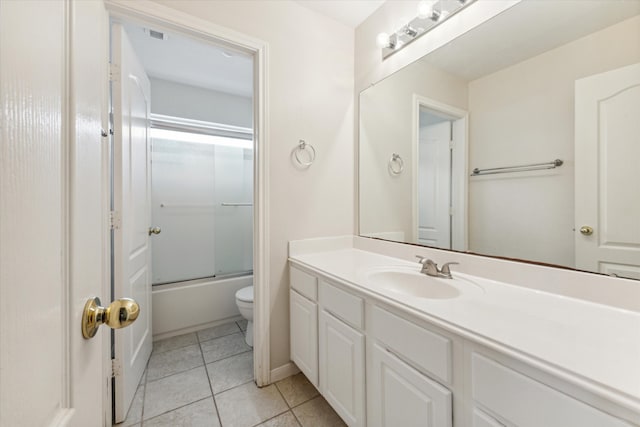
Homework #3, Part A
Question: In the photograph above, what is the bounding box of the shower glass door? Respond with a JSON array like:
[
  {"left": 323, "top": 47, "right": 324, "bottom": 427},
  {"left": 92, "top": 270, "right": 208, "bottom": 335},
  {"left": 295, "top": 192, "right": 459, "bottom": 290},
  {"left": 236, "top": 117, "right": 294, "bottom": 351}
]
[{"left": 150, "top": 117, "right": 253, "bottom": 285}]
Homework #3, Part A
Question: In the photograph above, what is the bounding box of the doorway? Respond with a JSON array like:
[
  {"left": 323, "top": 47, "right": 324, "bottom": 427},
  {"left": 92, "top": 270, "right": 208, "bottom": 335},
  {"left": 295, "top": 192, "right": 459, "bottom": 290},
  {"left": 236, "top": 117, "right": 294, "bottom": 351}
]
[
  {"left": 107, "top": 8, "right": 268, "bottom": 423},
  {"left": 412, "top": 95, "right": 468, "bottom": 251}
]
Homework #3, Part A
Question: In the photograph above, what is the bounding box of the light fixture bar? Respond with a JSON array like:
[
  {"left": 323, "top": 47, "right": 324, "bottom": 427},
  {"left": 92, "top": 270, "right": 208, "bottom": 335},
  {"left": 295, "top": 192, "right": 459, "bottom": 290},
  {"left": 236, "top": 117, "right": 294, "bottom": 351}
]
[{"left": 378, "top": 0, "right": 477, "bottom": 59}]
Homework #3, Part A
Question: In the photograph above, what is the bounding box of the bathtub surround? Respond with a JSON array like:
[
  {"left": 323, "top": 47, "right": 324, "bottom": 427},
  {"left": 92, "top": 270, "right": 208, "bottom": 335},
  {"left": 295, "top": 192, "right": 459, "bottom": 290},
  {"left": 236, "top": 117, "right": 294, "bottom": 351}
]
[
  {"left": 150, "top": 78, "right": 252, "bottom": 127},
  {"left": 152, "top": 275, "right": 252, "bottom": 339}
]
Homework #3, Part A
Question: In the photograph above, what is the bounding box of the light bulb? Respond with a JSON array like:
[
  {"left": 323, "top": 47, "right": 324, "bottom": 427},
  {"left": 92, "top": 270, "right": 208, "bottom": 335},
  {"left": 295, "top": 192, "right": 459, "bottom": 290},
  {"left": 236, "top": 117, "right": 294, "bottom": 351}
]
[
  {"left": 376, "top": 32, "right": 391, "bottom": 48},
  {"left": 417, "top": 1, "right": 432, "bottom": 20}
]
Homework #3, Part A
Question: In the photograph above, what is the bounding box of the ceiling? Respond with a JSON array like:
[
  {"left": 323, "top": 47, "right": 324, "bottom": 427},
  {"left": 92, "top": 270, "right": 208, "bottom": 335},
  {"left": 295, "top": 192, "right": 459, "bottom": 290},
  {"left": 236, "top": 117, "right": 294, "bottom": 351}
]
[
  {"left": 294, "top": 0, "right": 385, "bottom": 28},
  {"left": 122, "top": 1, "right": 385, "bottom": 97},
  {"left": 422, "top": 0, "right": 640, "bottom": 81},
  {"left": 123, "top": 23, "right": 254, "bottom": 98}
]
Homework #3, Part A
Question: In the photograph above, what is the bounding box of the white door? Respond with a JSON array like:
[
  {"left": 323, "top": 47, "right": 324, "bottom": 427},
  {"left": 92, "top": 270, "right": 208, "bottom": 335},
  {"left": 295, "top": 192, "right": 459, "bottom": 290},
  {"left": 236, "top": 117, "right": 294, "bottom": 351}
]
[
  {"left": 368, "top": 343, "right": 452, "bottom": 427},
  {"left": 1, "top": 1, "right": 110, "bottom": 426},
  {"left": 112, "top": 23, "right": 154, "bottom": 422},
  {"left": 575, "top": 63, "right": 640, "bottom": 280},
  {"left": 418, "top": 121, "right": 452, "bottom": 248}
]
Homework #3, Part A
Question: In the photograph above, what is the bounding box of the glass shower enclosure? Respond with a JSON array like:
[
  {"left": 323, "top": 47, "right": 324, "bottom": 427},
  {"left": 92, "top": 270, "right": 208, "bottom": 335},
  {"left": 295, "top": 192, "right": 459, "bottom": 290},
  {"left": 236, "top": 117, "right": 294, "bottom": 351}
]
[{"left": 149, "top": 115, "right": 253, "bottom": 285}]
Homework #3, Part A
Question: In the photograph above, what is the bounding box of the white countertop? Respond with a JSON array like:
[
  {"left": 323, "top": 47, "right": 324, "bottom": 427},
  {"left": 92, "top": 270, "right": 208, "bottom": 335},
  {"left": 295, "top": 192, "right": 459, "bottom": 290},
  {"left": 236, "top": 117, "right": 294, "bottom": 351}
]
[{"left": 289, "top": 247, "right": 640, "bottom": 412}]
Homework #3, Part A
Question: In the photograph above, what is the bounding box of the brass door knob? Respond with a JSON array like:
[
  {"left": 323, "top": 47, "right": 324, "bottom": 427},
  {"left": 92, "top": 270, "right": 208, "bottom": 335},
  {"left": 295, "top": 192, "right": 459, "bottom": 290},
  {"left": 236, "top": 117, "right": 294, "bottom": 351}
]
[
  {"left": 148, "top": 226, "right": 161, "bottom": 235},
  {"left": 580, "top": 226, "right": 594, "bottom": 236},
  {"left": 82, "top": 297, "right": 140, "bottom": 339}
]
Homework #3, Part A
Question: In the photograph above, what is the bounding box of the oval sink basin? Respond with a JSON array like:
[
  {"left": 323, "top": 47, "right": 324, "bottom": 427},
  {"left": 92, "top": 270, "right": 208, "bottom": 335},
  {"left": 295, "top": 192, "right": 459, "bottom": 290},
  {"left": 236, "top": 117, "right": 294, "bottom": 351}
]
[{"left": 365, "top": 268, "right": 481, "bottom": 300}]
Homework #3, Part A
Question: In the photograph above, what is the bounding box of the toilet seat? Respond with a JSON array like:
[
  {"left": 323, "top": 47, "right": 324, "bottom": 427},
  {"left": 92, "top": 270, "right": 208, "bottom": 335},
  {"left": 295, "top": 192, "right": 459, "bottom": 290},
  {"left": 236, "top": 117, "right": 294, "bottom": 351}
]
[{"left": 236, "top": 286, "right": 253, "bottom": 303}]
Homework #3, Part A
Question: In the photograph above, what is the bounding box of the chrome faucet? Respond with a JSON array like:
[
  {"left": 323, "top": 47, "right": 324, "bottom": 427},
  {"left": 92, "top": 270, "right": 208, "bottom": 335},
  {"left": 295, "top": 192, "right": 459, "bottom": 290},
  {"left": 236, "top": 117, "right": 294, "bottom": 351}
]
[{"left": 416, "top": 256, "right": 459, "bottom": 279}]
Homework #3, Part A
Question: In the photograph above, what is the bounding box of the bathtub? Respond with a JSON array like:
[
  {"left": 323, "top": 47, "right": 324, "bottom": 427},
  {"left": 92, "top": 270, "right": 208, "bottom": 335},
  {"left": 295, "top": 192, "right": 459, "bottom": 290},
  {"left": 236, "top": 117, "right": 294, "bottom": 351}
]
[{"left": 151, "top": 273, "right": 252, "bottom": 340}]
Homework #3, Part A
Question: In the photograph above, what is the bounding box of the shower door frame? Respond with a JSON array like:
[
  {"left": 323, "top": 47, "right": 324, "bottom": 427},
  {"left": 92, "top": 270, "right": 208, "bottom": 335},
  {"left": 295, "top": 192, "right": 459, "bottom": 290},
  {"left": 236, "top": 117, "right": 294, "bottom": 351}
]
[{"left": 105, "top": 0, "right": 271, "bottom": 387}]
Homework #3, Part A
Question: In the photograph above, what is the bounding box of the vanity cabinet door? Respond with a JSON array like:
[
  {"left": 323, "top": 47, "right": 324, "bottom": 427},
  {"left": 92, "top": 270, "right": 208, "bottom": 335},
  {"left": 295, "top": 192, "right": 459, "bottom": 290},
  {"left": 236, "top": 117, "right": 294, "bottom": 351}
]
[
  {"left": 368, "top": 342, "right": 452, "bottom": 427},
  {"left": 290, "top": 290, "right": 318, "bottom": 387},
  {"left": 319, "top": 310, "right": 366, "bottom": 427}
]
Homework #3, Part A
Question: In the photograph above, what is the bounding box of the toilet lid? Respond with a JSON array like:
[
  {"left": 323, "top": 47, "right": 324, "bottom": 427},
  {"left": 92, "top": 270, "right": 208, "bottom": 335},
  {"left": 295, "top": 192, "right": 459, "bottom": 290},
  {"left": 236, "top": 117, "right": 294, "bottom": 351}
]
[{"left": 236, "top": 286, "right": 254, "bottom": 303}]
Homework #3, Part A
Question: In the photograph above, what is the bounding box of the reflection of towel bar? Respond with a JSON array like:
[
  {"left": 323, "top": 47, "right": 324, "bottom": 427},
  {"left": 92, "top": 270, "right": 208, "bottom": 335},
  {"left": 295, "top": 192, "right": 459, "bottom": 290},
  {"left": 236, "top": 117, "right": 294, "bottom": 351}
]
[
  {"left": 471, "top": 159, "right": 563, "bottom": 176},
  {"left": 221, "top": 203, "right": 253, "bottom": 207},
  {"left": 160, "top": 203, "right": 215, "bottom": 208}
]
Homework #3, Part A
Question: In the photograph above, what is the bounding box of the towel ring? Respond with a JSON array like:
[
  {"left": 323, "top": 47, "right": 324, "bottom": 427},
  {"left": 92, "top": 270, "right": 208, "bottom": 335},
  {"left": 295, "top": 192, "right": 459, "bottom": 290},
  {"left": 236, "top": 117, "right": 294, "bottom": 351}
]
[
  {"left": 388, "top": 153, "right": 404, "bottom": 175},
  {"left": 294, "top": 140, "right": 316, "bottom": 167}
]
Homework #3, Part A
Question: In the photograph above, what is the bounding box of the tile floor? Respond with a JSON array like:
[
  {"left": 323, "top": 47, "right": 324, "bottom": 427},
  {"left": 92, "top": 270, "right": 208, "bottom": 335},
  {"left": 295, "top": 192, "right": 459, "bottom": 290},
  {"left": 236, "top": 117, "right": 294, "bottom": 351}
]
[{"left": 116, "top": 320, "right": 346, "bottom": 427}]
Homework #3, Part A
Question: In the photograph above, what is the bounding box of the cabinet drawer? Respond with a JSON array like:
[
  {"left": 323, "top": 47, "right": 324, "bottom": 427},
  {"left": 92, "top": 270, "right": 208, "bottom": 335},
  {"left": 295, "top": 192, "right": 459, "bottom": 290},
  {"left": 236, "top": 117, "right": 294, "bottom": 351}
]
[
  {"left": 290, "top": 265, "right": 317, "bottom": 301},
  {"left": 472, "top": 353, "right": 631, "bottom": 427},
  {"left": 370, "top": 305, "right": 451, "bottom": 384},
  {"left": 319, "top": 280, "right": 364, "bottom": 330}
]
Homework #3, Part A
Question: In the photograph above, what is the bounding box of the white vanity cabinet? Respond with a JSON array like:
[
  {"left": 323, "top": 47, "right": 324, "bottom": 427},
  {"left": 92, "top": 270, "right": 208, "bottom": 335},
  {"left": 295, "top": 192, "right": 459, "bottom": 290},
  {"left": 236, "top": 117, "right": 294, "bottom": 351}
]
[
  {"left": 318, "top": 280, "right": 366, "bottom": 427},
  {"left": 289, "top": 260, "right": 638, "bottom": 427},
  {"left": 471, "top": 353, "right": 634, "bottom": 427},
  {"left": 367, "top": 304, "right": 453, "bottom": 427},
  {"left": 289, "top": 266, "right": 319, "bottom": 387}
]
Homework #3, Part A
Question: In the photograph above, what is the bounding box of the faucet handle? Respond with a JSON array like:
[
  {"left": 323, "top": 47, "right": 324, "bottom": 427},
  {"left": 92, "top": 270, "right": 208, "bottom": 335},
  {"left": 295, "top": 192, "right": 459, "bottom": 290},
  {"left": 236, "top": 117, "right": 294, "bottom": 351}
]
[
  {"left": 415, "top": 255, "right": 427, "bottom": 264},
  {"left": 440, "top": 262, "right": 459, "bottom": 276}
]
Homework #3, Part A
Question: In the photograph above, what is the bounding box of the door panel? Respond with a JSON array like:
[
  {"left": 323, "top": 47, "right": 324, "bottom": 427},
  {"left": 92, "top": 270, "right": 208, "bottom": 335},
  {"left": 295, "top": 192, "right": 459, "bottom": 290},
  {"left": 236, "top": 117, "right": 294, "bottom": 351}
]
[
  {"left": 112, "top": 23, "right": 153, "bottom": 422},
  {"left": 575, "top": 63, "right": 640, "bottom": 280},
  {"left": 368, "top": 343, "right": 452, "bottom": 427},
  {"left": 319, "top": 310, "right": 366, "bottom": 427},
  {"left": 290, "top": 290, "right": 319, "bottom": 387},
  {"left": 1, "top": 1, "right": 108, "bottom": 425},
  {"left": 418, "top": 121, "right": 452, "bottom": 248}
]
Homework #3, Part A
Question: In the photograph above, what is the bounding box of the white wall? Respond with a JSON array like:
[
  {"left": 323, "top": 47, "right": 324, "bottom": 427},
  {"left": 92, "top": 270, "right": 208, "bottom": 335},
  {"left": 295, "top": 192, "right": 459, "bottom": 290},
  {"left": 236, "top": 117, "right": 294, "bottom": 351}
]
[
  {"left": 467, "top": 15, "right": 640, "bottom": 266},
  {"left": 359, "top": 60, "right": 467, "bottom": 241},
  {"left": 354, "top": 1, "right": 519, "bottom": 93},
  {"left": 150, "top": 77, "right": 252, "bottom": 127},
  {"left": 151, "top": 0, "right": 355, "bottom": 371}
]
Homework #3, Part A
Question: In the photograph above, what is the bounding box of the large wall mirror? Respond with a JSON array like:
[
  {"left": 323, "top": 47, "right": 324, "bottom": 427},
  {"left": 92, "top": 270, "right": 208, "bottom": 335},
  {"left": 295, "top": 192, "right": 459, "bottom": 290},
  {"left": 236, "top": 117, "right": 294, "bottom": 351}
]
[{"left": 359, "top": 0, "right": 640, "bottom": 280}]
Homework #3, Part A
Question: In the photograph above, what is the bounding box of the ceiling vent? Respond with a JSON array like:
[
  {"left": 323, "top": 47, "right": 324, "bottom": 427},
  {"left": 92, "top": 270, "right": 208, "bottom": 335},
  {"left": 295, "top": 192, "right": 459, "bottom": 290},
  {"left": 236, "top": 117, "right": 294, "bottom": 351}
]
[{"left": 148, "top": 29, "right": 167, "bottom": 41}]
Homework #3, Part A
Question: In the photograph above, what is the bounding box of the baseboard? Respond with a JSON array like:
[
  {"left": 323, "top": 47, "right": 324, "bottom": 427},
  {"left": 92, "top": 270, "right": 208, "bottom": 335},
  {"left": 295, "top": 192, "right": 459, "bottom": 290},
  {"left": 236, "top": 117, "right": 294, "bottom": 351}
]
[{"left": 270, "top": 361, "right": 300, "bottom": 383}]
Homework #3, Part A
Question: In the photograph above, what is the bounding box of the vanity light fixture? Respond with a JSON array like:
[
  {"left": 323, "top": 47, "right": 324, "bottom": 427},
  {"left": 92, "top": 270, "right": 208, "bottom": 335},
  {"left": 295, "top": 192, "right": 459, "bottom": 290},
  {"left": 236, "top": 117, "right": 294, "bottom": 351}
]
[{"left": 377, "top": 0, "right": 476, "bottom": 59}]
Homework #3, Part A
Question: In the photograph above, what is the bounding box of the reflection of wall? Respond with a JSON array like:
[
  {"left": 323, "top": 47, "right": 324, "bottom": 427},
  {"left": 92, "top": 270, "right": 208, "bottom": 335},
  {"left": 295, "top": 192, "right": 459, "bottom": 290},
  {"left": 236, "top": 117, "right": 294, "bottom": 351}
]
[
  {"left": 360, "top": 61, "right": 467, "bottom": 241},
  {"left": 150, "top": 77, "right": 252, "bottom": 127},
  {"left": 467, "top": 15, "right": 640, "bottom": 266}
]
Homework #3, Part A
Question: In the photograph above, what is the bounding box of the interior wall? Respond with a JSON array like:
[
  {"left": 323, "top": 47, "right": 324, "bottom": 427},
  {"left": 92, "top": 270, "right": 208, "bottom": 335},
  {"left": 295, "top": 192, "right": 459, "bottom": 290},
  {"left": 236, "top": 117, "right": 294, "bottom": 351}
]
[
  {"left": 467, "top": 15, "right": 640, "bottom": 266},
  {"left": 359, "top": 60, "right": 467, "bottom": 241},
  {"left": 354, "top": 1, "right": 520, "bottom": 93},
  {"left": 151, "top": 0, "right": 355, "bottom": 371},
  {"left": 150, "top": 77, "right": 252, "bottom": 127}
]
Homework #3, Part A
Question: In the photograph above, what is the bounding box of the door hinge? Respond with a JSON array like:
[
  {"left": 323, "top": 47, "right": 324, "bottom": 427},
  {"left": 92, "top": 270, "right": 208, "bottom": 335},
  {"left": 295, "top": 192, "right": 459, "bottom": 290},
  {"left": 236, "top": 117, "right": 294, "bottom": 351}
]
[
  {"left": 449, "top": 140, "right": 454, "bottom": 149},
  {"left": 449, "top": 206, "right": 454, "bottom": 216},
  {"left": 109, "top": 211, "right": 121, "bottom": 230},
  {"left": 108, "top": 62, "right": 120, "bottom": 82},
  {"left": 111, "top": 358, "right": 122, "bottom": 378}
]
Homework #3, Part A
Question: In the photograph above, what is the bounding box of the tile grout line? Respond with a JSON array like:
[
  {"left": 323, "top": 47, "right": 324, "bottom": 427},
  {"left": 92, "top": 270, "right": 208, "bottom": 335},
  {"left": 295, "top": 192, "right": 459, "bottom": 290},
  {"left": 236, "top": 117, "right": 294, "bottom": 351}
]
[
  {"left": 271, "top": 380, "right": 303, "bottom": 426},
  {"left": 211, "top": 374, "right": 254, "bottom": 398},
  {"left": 140, "top": 396, "right": 212, "bottom": 425},
  {"left": 200, "top": 336, "right": 224, "bottom": 427},
  {"left": 248, "top": 408, "right": 294, "bottom": 427},
  {"left": 197, "top": 323, "right": 244, "bottom": 345},
  {"left": 272, "top": 374, "right": 327, "bottom": 427},
  {"left": 139, "top": 359, "right": 150, "bottom": 427},
  {"left": 205, "top": 348, "right": 253, "bottom": 369}
]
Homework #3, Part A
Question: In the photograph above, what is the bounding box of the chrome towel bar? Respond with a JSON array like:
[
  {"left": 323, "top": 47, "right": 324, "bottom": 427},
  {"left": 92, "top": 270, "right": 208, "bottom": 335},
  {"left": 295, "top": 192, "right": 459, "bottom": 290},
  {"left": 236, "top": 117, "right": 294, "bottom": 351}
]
[{"left": 471, "top": 159, "right": 563, "bottom": 176}]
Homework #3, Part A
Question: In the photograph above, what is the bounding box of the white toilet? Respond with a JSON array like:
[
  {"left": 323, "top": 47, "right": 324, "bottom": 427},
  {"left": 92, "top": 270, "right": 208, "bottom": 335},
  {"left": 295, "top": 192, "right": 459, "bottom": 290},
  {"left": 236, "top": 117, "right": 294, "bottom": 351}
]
[{"left": 235, "top": 285, "right": 254, "bottom": 347}]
